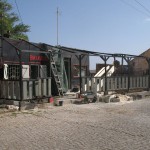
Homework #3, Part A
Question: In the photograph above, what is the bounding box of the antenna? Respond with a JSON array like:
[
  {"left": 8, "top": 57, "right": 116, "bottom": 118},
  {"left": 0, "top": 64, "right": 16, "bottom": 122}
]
[{"left": 56, "top": 7, "right": 59, "bottom": 46}]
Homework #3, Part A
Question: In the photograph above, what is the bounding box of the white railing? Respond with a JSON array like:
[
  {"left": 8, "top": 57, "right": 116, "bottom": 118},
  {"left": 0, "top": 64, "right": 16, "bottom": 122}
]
[{"left": 82, "top": 76, "right": 149, "bottom": 93}]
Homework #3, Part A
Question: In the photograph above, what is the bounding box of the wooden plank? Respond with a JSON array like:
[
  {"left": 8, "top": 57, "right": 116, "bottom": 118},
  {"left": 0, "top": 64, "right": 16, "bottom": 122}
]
[
  {"left": 137, "top": 77, "right": 139, "bottom": 88},
  {"left": 48, "top": 78, "right": 51, "bottom": 96},
  {"left": 42, "top": 79, "right": 47, "bottom": 96},
  {"left": 103, "top": 78, "right": 105, "bottom": 91},
  {"left": 94, "top": 78, "right": 98, "bottom": 92},
  {"left": 110, "top": 78, "right": 114, "bottom": 90},
  {"left": 99, "top": 78, "right": 102, "bottom": 92},
  {"left": 82, "top": 78, "right": 86, "bottom": 92},
  {"left": 118, "top": 77, "right": 121, "bottom": 89},
  {"left": 23, "top": 81, "right": 28, "bottom": 100},
  {"left": 29, "top": 81, "right": 33, "bottom": 99},
  {"left": 122, "top": 77, "right": 125, "bottom": 89},
  {"left": 14, "top": 81, "right": 20, "bottom": 100},
  {"left": 38, "top": 79, "right": 42, "bottom": 96},
  {"left": 107, "top": 78, "right": 110, "bottom": 90},
  {"left": 146, "top": 76, "right": 149, "bottom": 88},
  {"left": 140, "top": 77, "right": 143, "bottom": 88},
  {"left": 35, "top": 80, "right": 39, "bottom": 97},
  {"left": 142, "top": 76, "right": 145, "bottom": 88},
  {"left": 115, "top": 77, "right": 117, "bottom": 90},
  {"left": 130, "top": 77, "right": 133, "bottom": 89},
  {"left": 86, "top": 78, "right": 90, "bottom": 91},
  {"left": 5, "top": 81, "right": 9, "bottom": 99},
  {"left": 125, "top": 77, "right": 128, "bottom": 89}
]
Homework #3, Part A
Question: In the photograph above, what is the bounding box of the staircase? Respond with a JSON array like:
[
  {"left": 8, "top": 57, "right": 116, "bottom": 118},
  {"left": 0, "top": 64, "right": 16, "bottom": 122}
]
[{"left": 51, "top": 54, "right": 63, "bottom": 96}]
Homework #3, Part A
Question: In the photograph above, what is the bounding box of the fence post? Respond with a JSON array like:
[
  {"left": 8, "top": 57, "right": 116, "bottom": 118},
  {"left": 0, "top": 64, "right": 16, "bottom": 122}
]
[
  {"left": 79, "top": 55, "right": 82, "bottom": 94},
  {"left": 100, "top": 55, "right": 110, "bottom": 95}
]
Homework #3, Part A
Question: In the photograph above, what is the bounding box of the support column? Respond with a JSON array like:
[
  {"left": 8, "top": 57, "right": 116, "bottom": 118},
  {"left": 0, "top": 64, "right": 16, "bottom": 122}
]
[
  {"left": 79, "top": 55, "right": 82, "bottom": 94},
  {"left": 100, "top": 55, "right": 109, "bottom": 95},
  {"left": 104, "top": 57, "right": 107, "bottom": 94},
  {"left": 19, "top": 50, "right": 23, "bottom": 111},
  {"left": 123, "top": 56, "right": 131, "bottom": 92},
  {"left": 146, "top": 58, "right": 150, "bottom": 90},
  {"left": 76, "top": 54, "right": 85, "bottom": 95}
]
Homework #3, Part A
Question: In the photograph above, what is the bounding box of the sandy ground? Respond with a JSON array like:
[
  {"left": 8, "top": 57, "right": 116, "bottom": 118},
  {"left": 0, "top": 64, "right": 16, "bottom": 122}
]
[{"left": 0, "top": 99, "right": 150, "bottom": 150}]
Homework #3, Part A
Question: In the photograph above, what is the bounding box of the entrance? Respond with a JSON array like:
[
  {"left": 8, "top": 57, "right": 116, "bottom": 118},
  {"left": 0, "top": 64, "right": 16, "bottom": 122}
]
[{"left": 64, "top": 58, "right": 71, "bottom": 89}]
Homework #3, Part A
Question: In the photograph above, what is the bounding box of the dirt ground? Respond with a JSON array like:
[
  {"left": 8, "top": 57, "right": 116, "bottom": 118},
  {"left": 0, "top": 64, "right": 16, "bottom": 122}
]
[{"left": 0, "top": 99, "right": 150, "bottom": 150}]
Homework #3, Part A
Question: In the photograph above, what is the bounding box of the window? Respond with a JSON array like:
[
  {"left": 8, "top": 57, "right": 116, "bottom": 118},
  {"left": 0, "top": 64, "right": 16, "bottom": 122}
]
[{"left": 8, "top": 65, "right": 20, "bottom": 79}]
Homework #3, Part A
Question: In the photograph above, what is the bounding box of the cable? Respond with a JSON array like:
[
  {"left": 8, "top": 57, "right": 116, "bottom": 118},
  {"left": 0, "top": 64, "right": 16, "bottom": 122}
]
[
  {"left": 14, "top": 0, "right": 23, "bottom": 24},
  {"left": 120, "top": 0, "right": 150, "bottom": 18},
  {"left": 134, "top": 0, "right": 150, "bottom": 15}
]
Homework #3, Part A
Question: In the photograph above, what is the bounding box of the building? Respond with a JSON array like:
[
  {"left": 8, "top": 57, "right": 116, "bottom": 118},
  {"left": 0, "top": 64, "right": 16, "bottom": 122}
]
[
  {"left": 0, "top": 37, "right": 90, "bottom": 104},
  {"left": 130, "top": 49, "right": 150, "bottom": 75}
]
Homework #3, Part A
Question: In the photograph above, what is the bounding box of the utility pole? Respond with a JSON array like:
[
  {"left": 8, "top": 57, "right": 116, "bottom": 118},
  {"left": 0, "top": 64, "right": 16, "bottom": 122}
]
[
  {"left": 56, "top": 7, "right": 61, "bottom": 46},
  {"left": 57, "top": 7, "right": 59, "bottom": 46}
]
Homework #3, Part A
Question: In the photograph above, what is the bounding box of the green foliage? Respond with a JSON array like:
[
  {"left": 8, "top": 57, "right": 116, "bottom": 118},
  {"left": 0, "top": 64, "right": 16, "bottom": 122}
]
[{"left": 0, "top": 0, "right": 30, "bottom": 40}]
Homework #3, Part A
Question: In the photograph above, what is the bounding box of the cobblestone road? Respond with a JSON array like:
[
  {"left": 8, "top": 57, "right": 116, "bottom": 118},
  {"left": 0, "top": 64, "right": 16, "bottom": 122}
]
[{"left": 0, "top": 99, "right": 150, "bottom": 150}]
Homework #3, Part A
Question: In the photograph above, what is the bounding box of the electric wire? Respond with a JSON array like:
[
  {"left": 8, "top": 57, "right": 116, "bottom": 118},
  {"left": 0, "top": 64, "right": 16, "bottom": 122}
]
[
  {"left": 14, "top": 0, "right": 28, "bottom": 36},
  {"left": 134, "top": 0, "right": 150, "bottom": 15},
  {"left": 14, "top": 0, "right": 23, "bottom": 24},
  {"left": 120, "top": 0, "right": 150, "bottom": 18}
]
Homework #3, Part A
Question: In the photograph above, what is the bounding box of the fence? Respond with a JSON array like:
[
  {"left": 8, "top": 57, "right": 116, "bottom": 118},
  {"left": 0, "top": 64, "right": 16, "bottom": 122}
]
[
  {"left": 82, "top": 75, "right": 149, "bottom": 93},
  {"left": 0, "top": 78, "right": 51, "bottom": 100}
]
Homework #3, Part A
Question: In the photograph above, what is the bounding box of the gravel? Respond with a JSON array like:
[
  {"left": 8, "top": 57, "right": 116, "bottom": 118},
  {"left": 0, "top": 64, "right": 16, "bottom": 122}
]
[{"left": 0, "top": 99, "right": 150, "bottom": 150}]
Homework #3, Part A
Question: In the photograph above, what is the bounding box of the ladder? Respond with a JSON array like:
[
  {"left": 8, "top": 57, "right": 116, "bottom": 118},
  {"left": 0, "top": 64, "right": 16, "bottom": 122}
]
[{"left": 51, "top": 54, "right": 63, "bottom": 96}]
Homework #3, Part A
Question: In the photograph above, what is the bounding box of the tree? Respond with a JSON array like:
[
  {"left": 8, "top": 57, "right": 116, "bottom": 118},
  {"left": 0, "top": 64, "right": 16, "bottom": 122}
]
[{"left": 0, "top": 0, "right": 30, "bottom": 40}]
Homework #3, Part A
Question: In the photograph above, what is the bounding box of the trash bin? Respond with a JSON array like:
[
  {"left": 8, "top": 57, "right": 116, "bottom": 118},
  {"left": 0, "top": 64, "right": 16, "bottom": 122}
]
[{"left": 59, "top": 100, "right": 63, "bottom": 106}]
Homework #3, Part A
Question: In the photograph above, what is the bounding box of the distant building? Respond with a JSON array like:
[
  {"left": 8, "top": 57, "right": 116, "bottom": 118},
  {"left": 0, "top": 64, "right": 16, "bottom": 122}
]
[{"left": 130, "top": 49, "right": 150, "bottom": 75}]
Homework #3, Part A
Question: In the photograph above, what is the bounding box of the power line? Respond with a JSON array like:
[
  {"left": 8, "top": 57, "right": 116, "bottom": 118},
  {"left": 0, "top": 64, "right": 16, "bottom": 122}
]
[
  {"left": 120, "top": 0, "right": 150, "bottom": 18},
  {"left": 14, "top": 0, "right": 23, "bottom": 24},
  {"left": 134, "top": 0, "right": 150, "bottom": 15}
]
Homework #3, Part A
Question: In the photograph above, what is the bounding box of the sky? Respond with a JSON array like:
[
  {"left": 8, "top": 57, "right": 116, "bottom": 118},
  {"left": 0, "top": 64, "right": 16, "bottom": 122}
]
[{"left": 7, "top": 0, "right": 150, "bottom": 68}]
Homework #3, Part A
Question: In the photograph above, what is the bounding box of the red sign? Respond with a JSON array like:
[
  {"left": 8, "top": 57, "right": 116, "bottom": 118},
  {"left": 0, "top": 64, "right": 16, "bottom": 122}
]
[{"left": 30, "top": 55, "right": 48, "bottom": 61}]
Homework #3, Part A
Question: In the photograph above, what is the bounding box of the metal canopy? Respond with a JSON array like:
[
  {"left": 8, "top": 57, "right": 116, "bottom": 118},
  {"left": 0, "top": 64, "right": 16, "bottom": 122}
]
[{"left": 58, "top": 46, "right": 148, "bottom": 60}]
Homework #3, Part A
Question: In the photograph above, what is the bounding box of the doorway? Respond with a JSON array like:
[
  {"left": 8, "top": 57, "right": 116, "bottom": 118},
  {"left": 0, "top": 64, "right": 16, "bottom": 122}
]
[{"left": 64, "top": 58, "right": 71, "bottom": 89}]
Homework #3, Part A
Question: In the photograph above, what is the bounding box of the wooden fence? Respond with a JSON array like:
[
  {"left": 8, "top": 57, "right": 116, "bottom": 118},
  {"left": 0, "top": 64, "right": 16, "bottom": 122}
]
[
  {"left": 0, "top": 78, "right": 51, "bottom": 100},
  {"left": 82, "top": 76, "right": 149, "bottom": 93}
]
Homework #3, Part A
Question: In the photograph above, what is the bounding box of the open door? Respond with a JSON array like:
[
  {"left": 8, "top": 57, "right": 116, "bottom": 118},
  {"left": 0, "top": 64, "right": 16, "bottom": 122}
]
[{"left": 64, "top": 58, "right": 71, "bottom": 89}]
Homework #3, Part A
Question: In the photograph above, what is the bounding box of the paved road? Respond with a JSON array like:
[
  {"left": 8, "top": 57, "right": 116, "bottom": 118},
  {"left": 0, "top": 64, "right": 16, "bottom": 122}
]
[{"left": 0, "top": 99, "right": 150, "bottom": 150}]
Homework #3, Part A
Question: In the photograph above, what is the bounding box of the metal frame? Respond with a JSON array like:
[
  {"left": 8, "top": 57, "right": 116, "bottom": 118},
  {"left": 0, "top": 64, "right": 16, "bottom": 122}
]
[{"left": 77, "top": 51, "right": 150, "bottom": 95}]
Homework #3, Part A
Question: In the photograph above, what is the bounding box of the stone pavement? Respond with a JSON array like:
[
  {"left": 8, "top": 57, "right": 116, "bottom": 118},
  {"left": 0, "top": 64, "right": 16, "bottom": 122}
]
[{"left": 0, "top": 99, "right": 150, "bottom": 150}]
